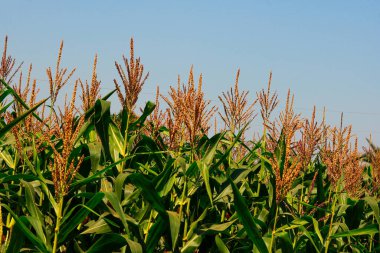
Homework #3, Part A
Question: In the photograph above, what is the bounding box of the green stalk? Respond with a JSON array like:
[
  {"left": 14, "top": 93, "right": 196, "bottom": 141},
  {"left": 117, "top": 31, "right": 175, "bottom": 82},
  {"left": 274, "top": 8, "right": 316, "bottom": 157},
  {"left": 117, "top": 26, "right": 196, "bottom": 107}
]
[
  {"left": 262, "top": 122, "right": 267, "bottom": 148},
  {"left": 121, "top": 111, "right": 131, "bottom": 173},
  {"left": 0, "top": 201, "right": 2, "bottom": 249},
  {"left": 299, "top": 176, "right": 304, "bottom": 214},
  {"left": 254, "top": 182, "right": 261, "bottom": 216},
  {"left": 183, "top": 198, "right": 191, "bottom": 239},
  {"left": 52, "top": 197, "right": 63, "bottom": 253},
  {"left": 179, "top": 180, "right": 187, "bottom": 242},
  {"left": 144, "top": 210, "right": 154, "bottom": 243},
  {"left": 324, "top": 183, "right": 339, "bottom": 253},
  {"left": 369, "top": 216, "right": 375, "bottom": 252},
  {"left": 269, "top": 205, "right": 279, "bottom": 252},
  {"left": 221, "top": 208, "right": 226, "bottom": 222}
]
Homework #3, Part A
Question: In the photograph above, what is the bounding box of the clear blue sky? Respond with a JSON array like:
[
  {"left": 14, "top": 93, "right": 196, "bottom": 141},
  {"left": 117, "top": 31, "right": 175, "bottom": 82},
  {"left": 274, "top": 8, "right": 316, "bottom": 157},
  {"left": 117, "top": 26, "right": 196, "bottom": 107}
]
[{"left": 2, "top": 0, "right": 380, "bottom": 145}]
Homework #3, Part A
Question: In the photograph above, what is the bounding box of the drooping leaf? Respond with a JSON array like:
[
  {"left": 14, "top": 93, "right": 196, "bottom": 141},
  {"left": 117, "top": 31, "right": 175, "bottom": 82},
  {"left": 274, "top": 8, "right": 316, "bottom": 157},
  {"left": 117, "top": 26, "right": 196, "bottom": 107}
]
[
  {"left": 127, "top": 173, "right": 167, "bottom": 217},
  {"left": 198, "top": 161, "right": 213, "bottom": 205},
  {"left": 22, "top": 180, "right": 47, "bottom": 245},
  {"left": 331, "top": 224, "right": 379, "bottom": 238},
  {"left": 228, "top": 177, "right": 268, "bottom": 253},
  {"left": 1, "top": 204, "right": 49, "bottom": 253},
  {"left": 126, "top": 238, "right": 144, "bottom": 253},
  {"left": 104, "top": 192, "right": 129, "bottom": 233},
  {"left": 5, "top": 216, "right": 27, "bottom": 253},
  {"left": 364, "top": 196, "right": 380, "bottom": 226},
  {"left": 86, "top": 233, "right": 128, "bottom": 253},
  {"left": 146, "top": 216, "right": 166, "bottom": 253},
  {"left": 199, "top": 220, "right": 236, "bottom": 235},
  {"left": 93, "top": 99, "right": 113, "bottom": 162},
  {"left": 0, "top": 98, "right": 47, "bottom": 139},
  {"left": 167, "top": 211, "right": 181, "bottom": 251},
  {"left": 87, "top": 142, "right": 102, "bottom": 173},
  {"left": 81, "top": 218, "right": 112, "bottom": 235},
  {"left": 215, "top": 235, "right": 230, "bottom": 253},
  {"left": 59, "top": 192, "right": 105, "bottom": 245},
  {"left": 181, "top": 233, "right": 203, "bottom": 253},
  {"left": 84, "top": 90, "right": 116, "bottom": 119},
  {"left": 129, "top": 101, "right": 155, "bottom": 130},
  {"left": 0, "top": 79, "right": 46, "bottom": 124}
]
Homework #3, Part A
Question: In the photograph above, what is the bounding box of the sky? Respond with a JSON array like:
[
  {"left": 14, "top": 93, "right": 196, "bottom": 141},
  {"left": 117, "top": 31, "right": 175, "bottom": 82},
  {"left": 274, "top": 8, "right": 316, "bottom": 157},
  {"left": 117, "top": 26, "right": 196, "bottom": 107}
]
[{"left": 2, "top": 0, "right": 380, "bottom": 146}]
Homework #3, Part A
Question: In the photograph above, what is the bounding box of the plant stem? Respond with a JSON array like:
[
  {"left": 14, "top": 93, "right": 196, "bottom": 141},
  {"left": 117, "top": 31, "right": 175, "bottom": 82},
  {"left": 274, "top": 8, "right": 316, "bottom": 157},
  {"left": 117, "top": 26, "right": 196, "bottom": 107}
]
[
  {"left": 221, "top": 208, "right": 226, "bottom": 222},
  {"left": 144, "top": 210, "right": 154, "bottom": 243},
  {"left": 179, "top": 180, "right": 187, "bottom": 242},
  {"left": 324, "top": 183, "right": 339, "bottom": 253},
  {"left": 269, "top": 205, "right": 279, "bottom": 252},
  {"left": 0, "top": 202, "right": 2, "bottom": 249},
  {"left": 183, "top": 198, "right": 190, "bottom": 239},
  {"left": 52, "top": 197, "right": 63, "bottom": 253},
  {"left": 121, "top": 112, "right": 131, "bottom": 173}
]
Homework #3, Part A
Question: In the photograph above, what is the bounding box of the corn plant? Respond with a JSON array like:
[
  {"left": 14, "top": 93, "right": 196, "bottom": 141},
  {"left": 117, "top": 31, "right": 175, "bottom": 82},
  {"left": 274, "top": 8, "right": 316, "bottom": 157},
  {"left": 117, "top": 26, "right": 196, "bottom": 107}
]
[{"left": 0, "top": 37, "right": 379, "bottom": 253}]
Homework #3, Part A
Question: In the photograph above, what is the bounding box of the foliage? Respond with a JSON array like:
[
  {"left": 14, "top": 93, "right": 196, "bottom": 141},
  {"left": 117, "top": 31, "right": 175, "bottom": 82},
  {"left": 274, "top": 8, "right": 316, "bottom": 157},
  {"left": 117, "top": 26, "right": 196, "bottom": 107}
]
[{"left": 0, "top": 37, "right": 379, "bottom": 253}]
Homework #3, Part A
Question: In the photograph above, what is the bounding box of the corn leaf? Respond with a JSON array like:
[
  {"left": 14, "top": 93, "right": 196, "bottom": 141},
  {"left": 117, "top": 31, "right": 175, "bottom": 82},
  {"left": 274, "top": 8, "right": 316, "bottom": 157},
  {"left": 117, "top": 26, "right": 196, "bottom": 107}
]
[{"left": 228, "top": 177, "right": 268, "bottom": 253}]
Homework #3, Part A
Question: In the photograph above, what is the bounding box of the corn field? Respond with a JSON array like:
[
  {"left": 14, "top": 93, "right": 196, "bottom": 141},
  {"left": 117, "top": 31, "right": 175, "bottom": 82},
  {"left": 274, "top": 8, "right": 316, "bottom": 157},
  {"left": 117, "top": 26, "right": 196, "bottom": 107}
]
[{"left": 0, "top": 36, "right": 380, "bottom": 253}]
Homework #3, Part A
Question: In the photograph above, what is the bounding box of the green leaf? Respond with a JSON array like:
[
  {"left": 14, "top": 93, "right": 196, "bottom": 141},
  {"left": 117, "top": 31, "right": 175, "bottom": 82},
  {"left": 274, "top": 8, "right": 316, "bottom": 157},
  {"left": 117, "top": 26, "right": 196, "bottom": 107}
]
[
  {"left": 202, "top": 132, "right": 224, "bottom": 166},
  {"left": 198, "top": 161, "right": 213, "bottom": 205},
  {"left": 0, "top": 173, "right": 39, "bottom": 184},
  {"left": 1, "top": 204, "right": 48, "bottom": 253},
  {"left": 146, "top": 216, "right": 166, "bottom": 253},
  {"left": 0, "top": 100, "right": 13, "bottom": 115},
  {"left": 275, "top": 219, "right": 309, "bottom": 233},
  {"left": 214, "top": 168, "right": 251, "bottom": 203},
  {"left": 70, "top": 155, "right": 134, "bottom": 190},
  {"left": 126, "top": 238, "right": 143, "bottom": 253},
  {"left": 364, "top": 196, "right": 380, "bottom": 225},
  {"left": 87, "top": 141, "right": 102, "bottom": 173},
  {"left": 93, "top": 99, "right": 113, "bottom": 162},
  {"left": 199, "top": 220, "right": 236, "bottom": 235},
  {"left": 127, "top": 173, "right": 167, "bottom": 217},
  {"left": 0, "top": 98, "right": 47, "bottom": 139},
  {"left": 81, "top": 218, "right": 112, "bottom": 235},
  {"left": 311, "top": 217, "right": 324, "bottom": 245},
  {"left": 84, "top": 90, "right": 116, "bottom": 119},
  {"left": 316, "top": 162, "right": 327, "bottom": 205},
  {"left": 167, "top": 211, "right": 180, "bottom": 251},
  {"left": 59, "top": 192, "right": 105, "bottom": 245},
  {"left": 345, "top": 199, "right": 365, "bottom": 229},
  {"left": 129, "top": 101, "right": 155, "bottom": 130},
  {"left": 104, "top": 192, "right": 129, "bottom": 233},
  {"left": 115, "top": 172, "right": 130, "bottom": 201},
  {"left": 274, "top": 132, "right": 286, "bottom": 179},
  {"left": 74, "top": 121, "right": 92, "bottom": 145},
  {"left": 213, "top": 124, "right": 249, "bottom": 169},
  {"left": 228, "top": 177, "right": 268, "bottom": 253},
  {"left": 22, "top": 180, "right": 47, "bottom": 245},
  {"left": 109, "top": 121, "right": 125, "bottom": 156},
  {"left": 331, "top": 224, "right": 379, "bottom": 238},
  {"left": 186, "top": 208, "right": 208, "bottom": 240},
  {"left": 86, "top": 233, "right": 128, "bottom": 253},
  {"left": 181, "top": 233, "right": 203, "bottom": 253},
  {"left": 276, "top": 231, "right": 293, "bottom": 253},
  {"left": 297, "top": 226, "right": 321, "bottom": 252},
  {"left": 215, "top": 235, "right": 230, "bottom": 253},
  {"left": 5, "top": 216, "right": 27, "bottom": 253},
  {"left": 154, "top": 158, "right": 175, "bottom": 196},
  {"left": 0, "top": 79, "right": 46, "bottom": 124},
  {"left": 0, "top": 88, "right": 13, "bottom": 103}
]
